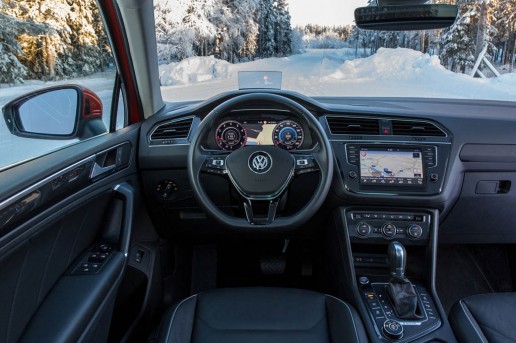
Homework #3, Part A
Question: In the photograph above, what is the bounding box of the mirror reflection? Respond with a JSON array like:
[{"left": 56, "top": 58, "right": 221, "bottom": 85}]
[{"left": 17, "top": 89, "right": 78, "bottom": 135}]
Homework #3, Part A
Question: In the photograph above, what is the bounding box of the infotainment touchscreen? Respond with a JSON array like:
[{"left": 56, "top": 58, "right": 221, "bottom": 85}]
[{"left": 359, "top": 147, "right": 424, "bottom": 187}]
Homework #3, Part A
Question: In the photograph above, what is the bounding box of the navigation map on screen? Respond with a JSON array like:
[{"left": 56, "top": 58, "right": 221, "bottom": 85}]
[
  {"left": 359, "top": 148, "right": 424, "bottom": 186},
  {"left": 242, "top": 121, "right": 277, "bottom": 145}
]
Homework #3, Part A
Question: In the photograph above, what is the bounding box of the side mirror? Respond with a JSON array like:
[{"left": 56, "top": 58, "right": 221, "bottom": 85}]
[
  {"left": 355, "top": 3, "right": 459, "bottom": 31},
  {"left": 2, "top": 85, "right": 107, "bottom": 140}
]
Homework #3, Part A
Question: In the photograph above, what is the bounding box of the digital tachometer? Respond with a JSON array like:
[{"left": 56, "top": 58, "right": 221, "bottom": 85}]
[
  {"left": 272, "top": 120, "right": 304, "bottom": 150},
  {"left": 215, "top": 120, "right": 247, "bottom": 150}
]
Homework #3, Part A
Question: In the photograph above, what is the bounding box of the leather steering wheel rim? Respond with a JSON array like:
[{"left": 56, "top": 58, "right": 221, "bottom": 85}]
[{"left": 187, "top": 93, "right": 333, "bottom": 232}]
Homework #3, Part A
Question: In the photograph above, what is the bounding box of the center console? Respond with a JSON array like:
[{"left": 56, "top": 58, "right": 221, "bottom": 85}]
[{"left": 327, "top": 207, "right": 457, "bottom": 343}]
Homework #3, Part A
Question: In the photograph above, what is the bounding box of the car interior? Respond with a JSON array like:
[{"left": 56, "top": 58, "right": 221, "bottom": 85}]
[{"left": 1, "top": 0, "right": 516, "bottom": 342}]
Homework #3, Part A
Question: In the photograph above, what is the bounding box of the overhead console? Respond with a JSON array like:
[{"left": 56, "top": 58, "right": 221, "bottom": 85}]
[{"left": 325, "top": 115, "right": 452, "bottom": 196}]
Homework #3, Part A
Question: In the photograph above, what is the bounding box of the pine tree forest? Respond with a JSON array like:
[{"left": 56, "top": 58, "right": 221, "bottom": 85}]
[
  {"left": 1, "top": 0, "right": 515, "bottom": 85},
  {"left": 347, "top": 0, "right": 516, "bottom": 74},
  {"left": 0, "top": 0, "right": 112, "bottom": 84}
]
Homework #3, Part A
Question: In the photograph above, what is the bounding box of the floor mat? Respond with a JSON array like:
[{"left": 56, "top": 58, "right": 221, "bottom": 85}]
[{"left": 436, "top": 245, "right": 513, "bottom": 314}]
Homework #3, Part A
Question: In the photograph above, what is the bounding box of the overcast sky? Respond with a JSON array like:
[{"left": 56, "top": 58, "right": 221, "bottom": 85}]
[{"left": 288, "top": 0, "right": 369, "bottom": 26}]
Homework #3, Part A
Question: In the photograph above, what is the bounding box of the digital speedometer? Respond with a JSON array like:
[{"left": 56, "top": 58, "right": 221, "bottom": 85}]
[
  {"left": 215, "top": 120, "right": 247, "bottom": 150},
  {"left": 272, "top": 120, "right": 304, "bottom": 150}
]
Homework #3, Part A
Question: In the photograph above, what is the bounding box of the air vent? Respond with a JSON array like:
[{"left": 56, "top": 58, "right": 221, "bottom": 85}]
[
  {"left": 327, "top": 117, "right": 380, "bottom": 135},
  {"left": 151, "top": 117, "right": 193, "bottom": 141},
  {"left": 392, "top": 120, "right": 446, "bottom": 137}
]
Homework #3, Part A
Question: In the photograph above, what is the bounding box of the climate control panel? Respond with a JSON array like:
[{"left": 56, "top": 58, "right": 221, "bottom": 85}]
[{"left": 346, "top": 210, "right": 431, "bottom": 245}]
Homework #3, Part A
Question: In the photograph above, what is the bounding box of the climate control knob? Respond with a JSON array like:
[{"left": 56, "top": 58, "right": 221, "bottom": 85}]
[
  {"left": 382, "top": 223, "right": 397, "bottom": 238},
  {"left": 407, "top": 224, "right": 423, "bottom": 239},
  {"left": 356, "top": 222, "right": 371, "bottom": 237}
]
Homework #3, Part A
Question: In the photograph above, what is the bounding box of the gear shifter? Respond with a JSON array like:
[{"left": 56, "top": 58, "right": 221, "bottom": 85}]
[
  {"left": 387, "top": 241, "right": 422, "bottom": 319},
  {"left": 388, "top": 241, "right": 406, "bottom": 281}
]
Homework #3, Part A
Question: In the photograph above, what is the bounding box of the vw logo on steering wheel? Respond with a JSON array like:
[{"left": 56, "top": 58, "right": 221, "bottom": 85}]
[{"left": 249, "top": 151, "right": 272, "bottom": 174}]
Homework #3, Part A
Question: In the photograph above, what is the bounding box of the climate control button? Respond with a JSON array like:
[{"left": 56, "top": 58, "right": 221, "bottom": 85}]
[
  {"left": 356, "top": 222, "right": 372, "bottom": 237},
  {"left": 382, "top": 223, "right": 397, "bottom": 238},
  {"left": 407, "top": 224, "right": 423, "bottom": 239}
]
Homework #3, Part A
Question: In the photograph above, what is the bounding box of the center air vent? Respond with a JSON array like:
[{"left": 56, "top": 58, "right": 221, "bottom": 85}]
[
  {"left": 392, "top": 120, "right": 446, "bottom": 137},
  {"left": 326, "top": 117, "right": 380, "bottom": 135},
  {"left": 151, "top": 117, "right": 194, "bottom": 141}
]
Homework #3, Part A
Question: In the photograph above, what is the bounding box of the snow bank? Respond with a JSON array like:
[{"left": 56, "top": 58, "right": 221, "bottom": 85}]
[
  {"left": 328, "top": 48, "right": 443, "bottom": 81},
  {"left": 324, "top": 48, "right": 516, "bottom": 100},
  {"left": 159, "top": 56, "right": 231, "bottom": 85}
]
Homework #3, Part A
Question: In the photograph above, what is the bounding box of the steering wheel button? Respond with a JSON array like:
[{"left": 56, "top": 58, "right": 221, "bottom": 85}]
[{"left": 297, "top": 159, "right": 308, "bottom": 166}]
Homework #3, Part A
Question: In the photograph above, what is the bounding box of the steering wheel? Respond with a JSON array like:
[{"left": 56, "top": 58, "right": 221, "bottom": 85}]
[{"left": 187, "top": 93, "right": 333, "bottom": 231}]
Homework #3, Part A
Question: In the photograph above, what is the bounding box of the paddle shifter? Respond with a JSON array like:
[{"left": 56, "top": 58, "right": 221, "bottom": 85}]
[{"left": 387, "top": 242, "right": 422, "bottom": 319}]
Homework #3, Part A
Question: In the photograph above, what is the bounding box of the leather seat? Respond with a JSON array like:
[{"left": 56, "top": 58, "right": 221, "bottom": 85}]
[
  {"left": 157, "top": 287, "right": 368, "bottom": 343},
  {"left": 449, "top": 293, "right": 516, "bottom": 343}
]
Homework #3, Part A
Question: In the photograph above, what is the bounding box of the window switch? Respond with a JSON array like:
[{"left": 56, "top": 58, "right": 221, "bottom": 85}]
[
  {"left": 88, "top": 253, "right": 107, "bottom": 263},
  {"left": 78, "top": 263, "right": 91, "bottom": 273}
]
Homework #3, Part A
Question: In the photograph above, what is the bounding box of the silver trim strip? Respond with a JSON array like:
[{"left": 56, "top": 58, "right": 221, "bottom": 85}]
[
  {"left": 0, "top": 156, "right": 96, "bottom": 213},
  {"left": 459, "top": 300, "right": 487, "bottom": 343}
]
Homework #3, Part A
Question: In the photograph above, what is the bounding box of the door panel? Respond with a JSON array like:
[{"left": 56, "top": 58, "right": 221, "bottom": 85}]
[{"left": 0, "top": 125, "right": 140, "bottom": 342}]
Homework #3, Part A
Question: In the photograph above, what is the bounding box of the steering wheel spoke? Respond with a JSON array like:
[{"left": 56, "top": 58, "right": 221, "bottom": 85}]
[
  {"left": 243, "top": 198, "right": 279, "bottom": 225},
  {"left": 292, "top": 153, "right": 320, "bottom": 175},
  {"left": 201, "top": 153, "right": 229, "bottom": 176}
]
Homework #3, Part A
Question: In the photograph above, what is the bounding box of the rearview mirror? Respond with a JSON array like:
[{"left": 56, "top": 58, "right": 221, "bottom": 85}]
[
  {"left": 355, "top": 3, "right": 459, "bottom": 31},
  {"left": 3, "top": 85, "right": 107, "bottom": 140}
]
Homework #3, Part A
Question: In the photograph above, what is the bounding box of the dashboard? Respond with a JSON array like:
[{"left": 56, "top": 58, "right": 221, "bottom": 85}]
[{"left": 138, "top": 90, "right": 516, "bottom": 243}]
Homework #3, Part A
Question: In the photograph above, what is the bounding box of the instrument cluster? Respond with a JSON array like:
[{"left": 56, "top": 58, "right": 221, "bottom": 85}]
[{"left": 213, "top": 118, "right": 306, "bottom": 151}]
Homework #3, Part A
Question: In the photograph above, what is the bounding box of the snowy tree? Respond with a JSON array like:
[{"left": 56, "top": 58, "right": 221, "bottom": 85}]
[
  {"left": 0, "top": 0, "right": 112, "bottom": 81},
  {"left": 274, "top": 0, "right": 292, "bottom": 56},
  {"left": 0, "top": 11, "right": 28, "bottom": 84},
  {"left": 154, "top": 0, "right": 196, "bottom": 62},
  {"left": 439, "top": 0, "right": 497, "bottom": 73},
  {"left": 290, "top": 27, "right": 304, "bottom": 53},
  {"left": 440, "top": 8, "right": 476, "bottom": 72},
  {"left": 492, "top": 0, "right": 516, "bottom": 68},
  {"left": 258, "top": 0, "right": 276, "bottom": 58}
]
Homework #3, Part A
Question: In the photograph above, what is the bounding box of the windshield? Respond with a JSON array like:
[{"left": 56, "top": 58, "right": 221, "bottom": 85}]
[{"left": 155, "top": 0, "right": 516, "bottom": 102}]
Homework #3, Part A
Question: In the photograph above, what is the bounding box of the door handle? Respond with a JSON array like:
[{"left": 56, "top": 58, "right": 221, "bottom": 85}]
[
  {"left": 90, "top": 162, "right": 116, "bottom": 179},
  {"left": 90, "top": 146, "right": 120, "bottom": 180}
]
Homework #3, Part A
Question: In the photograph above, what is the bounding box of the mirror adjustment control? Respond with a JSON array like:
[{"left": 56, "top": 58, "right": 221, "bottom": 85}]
[
  {"left": 382, "top": 223, "right": 396, "bottom": 238},
  {"left": 383, "top": 319, "right": 403, "bottom": 339},
  {"left": 407, "top": 224, "right": 423, "bottom": 239},
  {"left": 356, "top": 222, "right": 372, "bottom": 237}
]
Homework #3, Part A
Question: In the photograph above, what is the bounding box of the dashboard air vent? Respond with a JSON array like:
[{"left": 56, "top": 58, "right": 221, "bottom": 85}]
[
  {"left": 392, "top": 120, "right": 446, "bottom": 137},
  {"left": 326, "top": 117, "right": 380, "bottom": 135},
  {"left": 151, "top": 117, "right": 193, "bottom": 141}
]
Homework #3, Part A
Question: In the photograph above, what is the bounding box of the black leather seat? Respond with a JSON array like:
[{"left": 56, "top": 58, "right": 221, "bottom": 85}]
[
  {"left": 157, "top": 287, "right": 368, "bottom": 343},
  {"left": 449, "top": 293, "right": 516, "bottom": 343}
]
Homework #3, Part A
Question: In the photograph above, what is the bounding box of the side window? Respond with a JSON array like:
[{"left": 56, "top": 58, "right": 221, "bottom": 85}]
[{"left": 0, "top": 0, "right": 121, "bottom": 170}]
